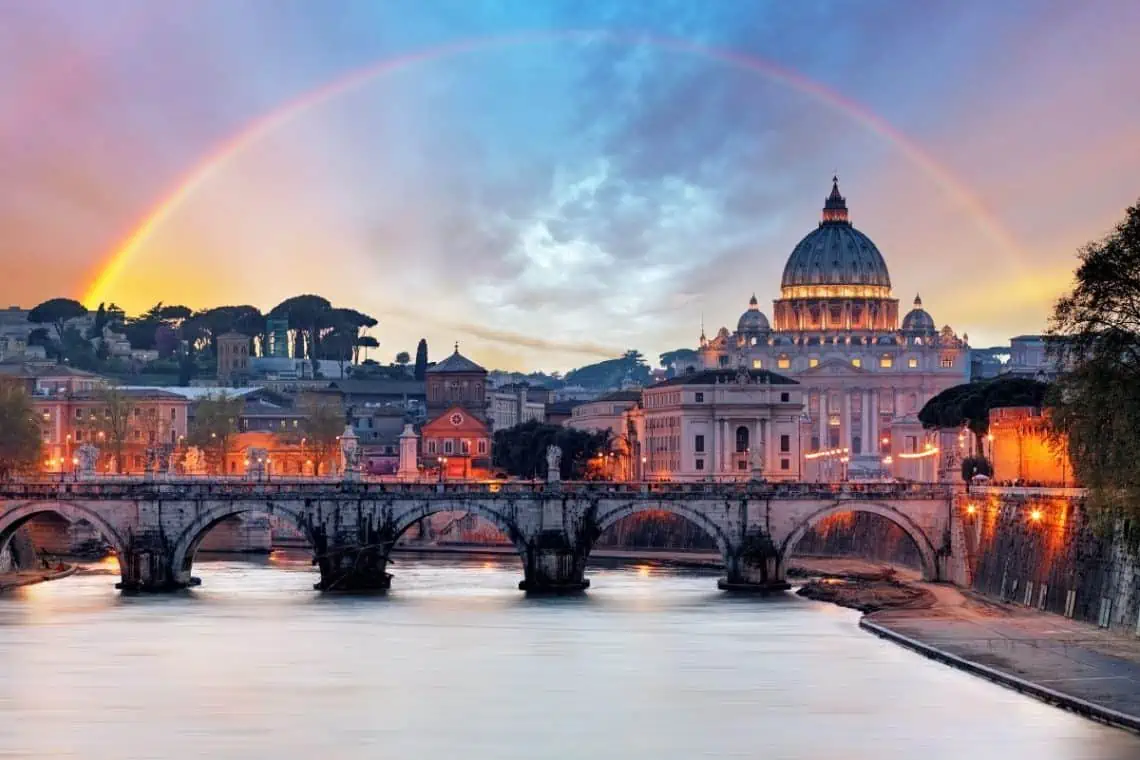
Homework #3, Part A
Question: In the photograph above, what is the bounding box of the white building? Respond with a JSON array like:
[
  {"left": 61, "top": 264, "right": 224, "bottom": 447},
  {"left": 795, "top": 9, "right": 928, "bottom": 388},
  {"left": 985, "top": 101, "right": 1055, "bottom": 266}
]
[
  {"left": 697, "top": 179, "right": 970, "bottom": 481},
  {"left": 632, "top": 369, "right": 804, "bottom": 482},
  {"left": 488, "top": 384, "right": 546, "bottom": 431}
]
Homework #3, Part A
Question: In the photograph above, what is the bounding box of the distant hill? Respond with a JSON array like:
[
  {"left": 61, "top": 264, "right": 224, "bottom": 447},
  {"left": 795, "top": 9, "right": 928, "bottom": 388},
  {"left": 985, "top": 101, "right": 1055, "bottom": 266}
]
[{"left": 563, "top": 351, "right": 651, "bottom": 390}]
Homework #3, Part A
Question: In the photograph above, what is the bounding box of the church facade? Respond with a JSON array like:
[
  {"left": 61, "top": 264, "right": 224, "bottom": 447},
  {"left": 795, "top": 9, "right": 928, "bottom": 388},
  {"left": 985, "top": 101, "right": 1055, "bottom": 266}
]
[{"left": 696, "top": 179, "right": 970, "bottom": 481}]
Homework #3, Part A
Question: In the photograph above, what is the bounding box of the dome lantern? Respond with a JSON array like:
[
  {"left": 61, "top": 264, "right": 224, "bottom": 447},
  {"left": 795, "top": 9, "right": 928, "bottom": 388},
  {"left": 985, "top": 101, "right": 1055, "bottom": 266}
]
[{"left": 822, "top": 175, "right": 849, "bottom": 224}]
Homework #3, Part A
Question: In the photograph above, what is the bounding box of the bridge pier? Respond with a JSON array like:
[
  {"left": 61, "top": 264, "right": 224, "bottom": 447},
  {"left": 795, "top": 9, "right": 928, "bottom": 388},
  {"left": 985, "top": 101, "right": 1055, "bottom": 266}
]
[
  {"left": 117, "top": 547, "right": 187, "bottom": 593},
  {"left": 518, "top": 532, "right": 590, "bottom": 593},
  {"left": 314, "top": 545, "right": 393, "bottom": 592},
  {"left": 718, "top": 555, "right": 791, "bottom": 592}
]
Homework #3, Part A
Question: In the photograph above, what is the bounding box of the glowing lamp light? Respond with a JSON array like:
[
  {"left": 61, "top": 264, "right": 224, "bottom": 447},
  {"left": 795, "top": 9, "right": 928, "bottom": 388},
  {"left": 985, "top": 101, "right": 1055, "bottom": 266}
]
[
  {"left": 965, "top": 504, "right": 977, "bottom": 515},
  {"left": 1030, "top": 509, "right": 1043, "bottom": 523}
]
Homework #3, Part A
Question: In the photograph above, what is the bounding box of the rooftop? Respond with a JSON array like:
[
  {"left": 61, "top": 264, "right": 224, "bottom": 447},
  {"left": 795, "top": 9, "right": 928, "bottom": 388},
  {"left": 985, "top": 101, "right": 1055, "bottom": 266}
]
[
  {"left": 653, "top": 369, "right": 799, "bottom": 387},
  {"left": 426, "top": 344, "right": 486, "bottom": 374}
]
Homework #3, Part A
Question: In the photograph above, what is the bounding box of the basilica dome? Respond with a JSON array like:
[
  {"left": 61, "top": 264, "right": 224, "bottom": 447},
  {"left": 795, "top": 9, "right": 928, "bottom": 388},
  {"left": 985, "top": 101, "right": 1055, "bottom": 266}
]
[
  {"left": 901, "top": 294, "right": 936, "bottom": 332},
  {"left": 780, "top": 178, "right": 891, "bottom": 293},
  {"left": 737, "top": 294, "right": 771, "bottom": 333}
]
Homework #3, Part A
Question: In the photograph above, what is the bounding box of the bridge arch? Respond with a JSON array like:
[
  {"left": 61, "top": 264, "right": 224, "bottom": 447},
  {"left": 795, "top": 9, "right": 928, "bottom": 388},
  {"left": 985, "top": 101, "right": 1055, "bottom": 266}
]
[
  {"left": 389, "top": 499, "right": 528, "bottom": 555},
  {"left": 0, "top": 500, "right": 130, "bottom": 560},
  {"left": 594, "top": 501, "right": 731, "bottom": 560},
  {"left": 170, "top": 501, "right": 313, "bottom": 584},
  {"left": 780, "top": 501, "right": 940, "bottom": 581}
]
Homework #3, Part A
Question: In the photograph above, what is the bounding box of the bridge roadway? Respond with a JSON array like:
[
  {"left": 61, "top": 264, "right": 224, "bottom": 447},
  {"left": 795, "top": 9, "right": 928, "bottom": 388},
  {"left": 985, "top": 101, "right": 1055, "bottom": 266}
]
[{"left": 0, "top": 479, "right": 957, "bottom": 593}]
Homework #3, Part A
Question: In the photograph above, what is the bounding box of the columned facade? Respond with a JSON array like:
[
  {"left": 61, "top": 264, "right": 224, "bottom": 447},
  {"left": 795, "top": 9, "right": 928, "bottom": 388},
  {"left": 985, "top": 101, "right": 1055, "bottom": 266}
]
[{"left": 697, "top": 179, "right": 969, "bottom": 482}]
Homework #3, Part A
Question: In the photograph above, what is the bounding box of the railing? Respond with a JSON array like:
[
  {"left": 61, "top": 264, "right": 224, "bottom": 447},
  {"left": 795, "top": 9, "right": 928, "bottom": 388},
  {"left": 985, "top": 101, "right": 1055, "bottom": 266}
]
[{"left": 0, "top": 477, "right": 955, "bottom": 501}]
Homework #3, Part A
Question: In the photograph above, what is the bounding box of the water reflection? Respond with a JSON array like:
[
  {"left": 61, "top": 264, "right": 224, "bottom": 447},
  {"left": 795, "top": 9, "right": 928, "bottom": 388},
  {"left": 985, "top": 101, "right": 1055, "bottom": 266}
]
[{"left": 0, "top": 556, "right": 1137, "bottom": 760}]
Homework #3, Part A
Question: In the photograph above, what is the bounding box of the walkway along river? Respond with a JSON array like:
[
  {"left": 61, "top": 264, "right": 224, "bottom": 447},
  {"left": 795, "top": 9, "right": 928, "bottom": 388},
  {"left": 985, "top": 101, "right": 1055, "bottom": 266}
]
[{"left": 0, "top": 556, "right": 1137, "bottom": 759}]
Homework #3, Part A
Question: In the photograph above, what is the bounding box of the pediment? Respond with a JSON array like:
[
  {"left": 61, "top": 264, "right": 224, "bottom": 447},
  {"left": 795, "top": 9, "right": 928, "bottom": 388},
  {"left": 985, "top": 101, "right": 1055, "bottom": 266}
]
[
  {"left": 422, "top": 405, "right": 489, "bottom": 435},
  {"left": 799, "top": 357, "right": 868, "bottom": 376}
]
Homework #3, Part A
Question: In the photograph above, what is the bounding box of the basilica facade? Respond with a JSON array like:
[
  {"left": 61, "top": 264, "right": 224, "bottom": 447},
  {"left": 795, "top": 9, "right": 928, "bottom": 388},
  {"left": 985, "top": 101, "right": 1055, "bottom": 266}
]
[{"left": 696, "top": 179, "right": 970, "bottom": 480}]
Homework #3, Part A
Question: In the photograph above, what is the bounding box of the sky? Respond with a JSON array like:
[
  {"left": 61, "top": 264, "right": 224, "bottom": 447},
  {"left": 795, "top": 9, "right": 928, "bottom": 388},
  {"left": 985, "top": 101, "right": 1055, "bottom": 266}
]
[{"left": 2, "top": 0, "right": 1138, "bottom": 372}]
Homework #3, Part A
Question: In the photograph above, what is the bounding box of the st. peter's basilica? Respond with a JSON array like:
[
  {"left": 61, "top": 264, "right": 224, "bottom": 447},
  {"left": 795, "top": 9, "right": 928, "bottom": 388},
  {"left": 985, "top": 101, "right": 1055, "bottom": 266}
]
[{"left": 696, "top": 178, "right": 970, "bottom": 479}]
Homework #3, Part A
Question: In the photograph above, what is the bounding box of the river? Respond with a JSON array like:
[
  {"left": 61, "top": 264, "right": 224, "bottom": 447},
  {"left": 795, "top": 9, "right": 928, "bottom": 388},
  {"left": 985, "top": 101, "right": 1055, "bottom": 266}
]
[{"left": 0, "top": 555, "right": 1137, "bottom": 759}]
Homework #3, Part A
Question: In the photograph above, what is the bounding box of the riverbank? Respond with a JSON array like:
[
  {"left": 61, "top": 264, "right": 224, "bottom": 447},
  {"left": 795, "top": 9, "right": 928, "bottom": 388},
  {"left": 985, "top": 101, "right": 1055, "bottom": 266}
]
[
  {"left": 0, "top": 563, "right": 77, "bottom": 592},
  {"left": 863, "top": 579, "right": 1140, "bottom": 733},
  {"left": 789, "top": 558, "right": 1140, "bottom": 734}
]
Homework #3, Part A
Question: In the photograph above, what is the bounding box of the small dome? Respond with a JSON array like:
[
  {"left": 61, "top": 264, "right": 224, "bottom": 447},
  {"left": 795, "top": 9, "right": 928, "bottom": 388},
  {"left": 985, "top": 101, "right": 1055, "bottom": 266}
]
[
  {"left": 901, "top": 293, "right": 936, "bottom": 333},
  {"left": 736, "top": 294, "right": 771, "bottom": 333}
]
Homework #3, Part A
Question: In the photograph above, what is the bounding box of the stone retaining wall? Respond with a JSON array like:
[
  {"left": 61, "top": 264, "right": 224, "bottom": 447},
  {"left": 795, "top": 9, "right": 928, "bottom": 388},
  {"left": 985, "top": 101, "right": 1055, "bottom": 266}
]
[{"left": 963, "top": 491, "right": 1140, "bottom": 633}]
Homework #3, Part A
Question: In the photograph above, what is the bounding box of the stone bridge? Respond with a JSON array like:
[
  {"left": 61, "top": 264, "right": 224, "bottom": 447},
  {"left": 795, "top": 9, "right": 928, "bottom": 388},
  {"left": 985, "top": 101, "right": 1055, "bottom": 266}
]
[{"left": 0, "top": 480, "right": 957, "bottom": 593}]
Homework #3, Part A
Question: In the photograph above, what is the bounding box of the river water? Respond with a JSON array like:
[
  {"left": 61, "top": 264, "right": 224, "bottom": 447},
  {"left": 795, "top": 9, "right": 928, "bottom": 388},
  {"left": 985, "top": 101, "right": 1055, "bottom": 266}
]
[{"left": 1, "top": 555, "right": 1137, "bottom": 760}]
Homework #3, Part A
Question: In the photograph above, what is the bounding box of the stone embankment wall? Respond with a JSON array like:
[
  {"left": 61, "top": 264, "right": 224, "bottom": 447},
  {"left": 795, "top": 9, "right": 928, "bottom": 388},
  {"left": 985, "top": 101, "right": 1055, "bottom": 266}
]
[{"left": 962, "top": 490, "right": 1140, "bottom": 633}]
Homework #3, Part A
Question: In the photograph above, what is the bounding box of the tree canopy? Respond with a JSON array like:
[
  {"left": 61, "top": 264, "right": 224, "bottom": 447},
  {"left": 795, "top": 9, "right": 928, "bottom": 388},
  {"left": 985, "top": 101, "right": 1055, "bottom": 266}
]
[
  {"left": 492, "top": 420, "right": 609, "bottom": 480},
  {"left": 0, "top": 384, "right": 42, "bottom": 479},
  {"left": 188, "top": 394, "right": 243, "bottom": 473},
  {"left": 414, "top": 339, "right": 428, "bottom": 380},
  {"left": 1048, "top": 198, "right": 1140, "bottom": 521},
  {"left": 919, "top": 376, "right": 1049, "bottom": 448},
  {"left": 28, "top": 298, "right": 87, "bottom": 361}
]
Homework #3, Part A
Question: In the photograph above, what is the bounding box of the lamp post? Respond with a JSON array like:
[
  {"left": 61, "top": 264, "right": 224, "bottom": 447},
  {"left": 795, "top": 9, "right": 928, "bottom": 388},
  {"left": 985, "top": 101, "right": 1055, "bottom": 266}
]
[{"left": 438, "top": 456, "right": 448, "bottom": 483}]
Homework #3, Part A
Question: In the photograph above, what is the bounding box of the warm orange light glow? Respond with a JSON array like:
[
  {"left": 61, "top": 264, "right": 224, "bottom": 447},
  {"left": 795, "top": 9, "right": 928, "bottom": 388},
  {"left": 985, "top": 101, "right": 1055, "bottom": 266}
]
[
  {"left": 897, "top": 447, "right": 939, "bottom": 460},
  {"left": 1030, "top": 509, "right": 1043, "bottom": 522},
  {"left": 966, "top": 504, "right": 977, "bottom": 515}
]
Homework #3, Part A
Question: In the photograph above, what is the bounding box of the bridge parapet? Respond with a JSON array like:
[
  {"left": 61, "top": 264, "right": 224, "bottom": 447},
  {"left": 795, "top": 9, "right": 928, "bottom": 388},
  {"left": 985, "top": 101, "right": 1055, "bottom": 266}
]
[{"left": 0, "top": 479, "right": 956, "bottom": 502}]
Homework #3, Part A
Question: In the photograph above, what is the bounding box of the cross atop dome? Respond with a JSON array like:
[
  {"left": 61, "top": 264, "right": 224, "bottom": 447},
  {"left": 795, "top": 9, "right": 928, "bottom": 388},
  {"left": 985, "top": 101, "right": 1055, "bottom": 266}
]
[{"left": 822, "top": 175, "right": 849, "bottom": 224}]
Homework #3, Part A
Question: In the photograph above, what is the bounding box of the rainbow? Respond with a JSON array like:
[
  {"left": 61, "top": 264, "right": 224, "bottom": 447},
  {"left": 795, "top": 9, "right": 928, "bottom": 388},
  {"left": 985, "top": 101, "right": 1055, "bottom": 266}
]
[{"left": 82, "top": 30, "right": 1020, "bottom": 306}]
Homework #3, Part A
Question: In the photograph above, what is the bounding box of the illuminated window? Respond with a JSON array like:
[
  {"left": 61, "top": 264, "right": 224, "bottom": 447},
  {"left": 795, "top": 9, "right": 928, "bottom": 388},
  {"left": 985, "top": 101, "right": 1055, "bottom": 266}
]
[
  {"left": 908, "top": 358, "right": 918, "bottom": 368},
  {"left": 940, "top": 357, "right": 954, "bottom": 368},
  {"left": 777, "top": 356, "right": 790, "bottom": 369},
  {"left": 880, "top": 356, "right": 893, "bottom": 368},
  {"left": 851, "top": 358, "right": 862, "bottom": 368},
  {"left": 752, "top": 359, "right": 763, "bottom": 369},
  {"left": 809, "top": 358, "right": 819, "bottom": 368},
  {"left": 478, "top": 439, "right": 487, "bottom": 455}
]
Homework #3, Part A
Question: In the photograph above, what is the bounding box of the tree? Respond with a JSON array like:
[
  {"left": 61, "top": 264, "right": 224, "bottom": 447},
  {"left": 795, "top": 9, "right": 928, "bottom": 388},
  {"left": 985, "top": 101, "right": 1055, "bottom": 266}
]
[
  {"left": 298, "top": 394, "right": 344, "bottom": 475},
  {"left": 492, "top": 420, "right": 609, "bottom": 480},
  {"left": 960, "top": 455, "right": 993, "bottom": 482},
  {"left": 395, "top": 351, "right": 411, "bottom": 366},
  {"left": 414, "top": 339, "right": 428, "bottom": 380},
  {"left": 28, "top": 298, "right": 88, "bottom": 362},
  {"left": 659, "top": 348, "right": 699, "bottom": 378},
  {"left": 269, "top": 295, "right": 332, "bottom": 376},
  {"left": 355, "top": 335, "right": 379, "bottom": 363},
  {"left": 187, "top": 394, "right": 243, "bottom": 474},
  {"left": 1048, "top": 198, "right": 1140, "bottom": 521},
  {"left": 80, "top": 386, "right": 136, "bottom": 474},
  {"left": 919, "top": 376, "right": 1048, "bottom": 454},
  {"left": 0, "top": 384, "right": 42, "bottom": 479},
  {"left": 87, "top": 303, "right": 108, "bottom": 340}
]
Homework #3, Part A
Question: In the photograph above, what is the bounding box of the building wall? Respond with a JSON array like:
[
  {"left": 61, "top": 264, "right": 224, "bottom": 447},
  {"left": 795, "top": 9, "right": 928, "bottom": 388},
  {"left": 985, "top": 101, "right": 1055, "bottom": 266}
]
[{"left": 989, "top": 407, "right": 1073, "bottom": 486}]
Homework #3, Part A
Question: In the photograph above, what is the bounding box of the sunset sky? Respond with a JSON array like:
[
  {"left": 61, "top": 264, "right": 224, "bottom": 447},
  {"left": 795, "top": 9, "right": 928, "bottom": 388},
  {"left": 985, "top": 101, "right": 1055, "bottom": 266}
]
[{"left": 2, "top": 0, "right": 1138, "bottom": 371}]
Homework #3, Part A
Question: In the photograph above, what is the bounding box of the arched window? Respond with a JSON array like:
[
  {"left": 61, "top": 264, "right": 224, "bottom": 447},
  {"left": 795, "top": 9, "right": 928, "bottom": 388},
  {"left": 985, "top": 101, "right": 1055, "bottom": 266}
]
[{"left": 735, "top": 426, "right": 749, "bottom": 453}]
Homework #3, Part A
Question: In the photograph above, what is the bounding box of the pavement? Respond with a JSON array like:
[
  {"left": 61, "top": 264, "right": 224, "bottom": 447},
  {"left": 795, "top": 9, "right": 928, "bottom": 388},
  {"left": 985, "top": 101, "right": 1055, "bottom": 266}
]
[{"left": 865, "top": 581, "right": 1140, "bottom": 731}]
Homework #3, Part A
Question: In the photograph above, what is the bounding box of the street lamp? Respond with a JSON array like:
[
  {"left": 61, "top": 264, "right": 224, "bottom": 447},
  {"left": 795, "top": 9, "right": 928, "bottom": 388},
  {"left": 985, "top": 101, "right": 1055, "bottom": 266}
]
[{"left": 438, "top": 456, "right": 448, "bottom": 482}]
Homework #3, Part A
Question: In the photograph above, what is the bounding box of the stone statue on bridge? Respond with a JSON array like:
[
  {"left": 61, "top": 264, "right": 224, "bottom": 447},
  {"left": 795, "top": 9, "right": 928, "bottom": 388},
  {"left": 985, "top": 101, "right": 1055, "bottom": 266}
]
[
  {"left": 546, "top": 445, "right": 562, "bottom": 483},
  {"left": 76, "top": 444, "right": 99, "bottom": 480},
  {"left": 182, "top": 447, "right": 205, "bottom": 476},
  {"left": 340, "top": 425, "right": 362, "bottom": 481}
]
